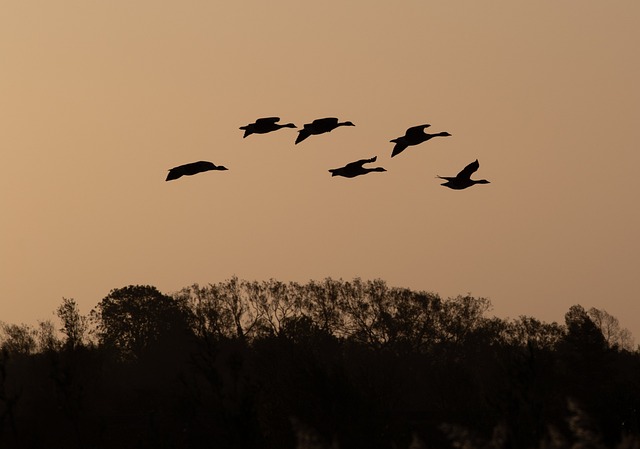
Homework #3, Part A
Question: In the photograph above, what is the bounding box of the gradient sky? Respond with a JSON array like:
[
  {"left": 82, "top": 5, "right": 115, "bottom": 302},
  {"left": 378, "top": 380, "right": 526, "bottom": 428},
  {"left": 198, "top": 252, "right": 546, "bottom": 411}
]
[{"left": 2, "top": 1, "right": 639, "bottom": 340}]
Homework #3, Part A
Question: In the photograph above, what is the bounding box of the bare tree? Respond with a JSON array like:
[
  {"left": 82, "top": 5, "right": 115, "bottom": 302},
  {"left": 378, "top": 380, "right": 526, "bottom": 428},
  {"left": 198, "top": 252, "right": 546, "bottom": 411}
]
[
  {"left": 0, "top": 323, "right": 36, "bottom": 355},
  {"left": 436, "top": 295, "right": 493, "bottom": 344},
  {"left": 178, "top": 279, "right": 266, "bottom": 341},
  {"left": 505, "top": 316, "right": 565, "bottom": 349},
  {"left": 587, "top": 307, "right": 635, "bottom": 351},
  {"left": 246, "top": 279, "right": 303, "bottom": 337},
  {"left": 301, "top": 278, "right": 347, "bottom": 337},
  {"left": 57, "top": 298, "right": 88, "bottom": 350},
  {"left": 36, "top": 320, "right": 61, "bottom": 352}
]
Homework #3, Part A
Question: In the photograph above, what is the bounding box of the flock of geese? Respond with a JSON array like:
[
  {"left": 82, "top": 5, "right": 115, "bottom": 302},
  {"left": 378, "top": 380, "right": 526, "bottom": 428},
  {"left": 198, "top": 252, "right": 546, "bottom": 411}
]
[{"left": 165, "top": 116, "right": 490, "bottom": 190}]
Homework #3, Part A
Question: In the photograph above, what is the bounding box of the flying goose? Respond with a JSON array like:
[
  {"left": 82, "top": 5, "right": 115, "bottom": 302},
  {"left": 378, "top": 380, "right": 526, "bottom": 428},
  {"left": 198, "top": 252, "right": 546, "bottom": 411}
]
[
  {"left": 437, "top": 159, "right": 490, "bottom": 190},
  {"left": 295, "top": 117, "right": 355, "bottom": 144},
  {"left": 329, "top": 156, "right": 386, "bottom": 178},
  {"left": 166, "top": 161, "right": 228, "bottom": 181},
  {"left": 391, "top": 124, "right": 451, "bottom": 157},
  {"left": 239, "top": 117, "right": 296, "bottom": 138}
]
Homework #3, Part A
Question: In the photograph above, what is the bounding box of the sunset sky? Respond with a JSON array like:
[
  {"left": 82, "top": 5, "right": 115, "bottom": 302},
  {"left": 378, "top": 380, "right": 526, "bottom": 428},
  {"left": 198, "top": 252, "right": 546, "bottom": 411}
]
[{"left": 2, "top": 1, "right": 639, "bottom": 340}]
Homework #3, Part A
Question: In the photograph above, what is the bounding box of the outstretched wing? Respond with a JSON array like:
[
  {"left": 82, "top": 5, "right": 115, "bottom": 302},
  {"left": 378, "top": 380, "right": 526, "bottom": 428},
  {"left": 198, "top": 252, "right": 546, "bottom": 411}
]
[
  {"left": 166, "top": 167, "right": 183, "bottom": 181},
  {"left": 295, "top": 129, "right": 311, "bottom": 144},
  {"left": 312, "top": 117, "right": 339, "bottom": 128},
  {"left": 405, "top": 124, "right": 431, "bottom": 139},
  {"left": 344, "top": 156, "right": 376, "bottom": 170},
  {"left": 166, "top": 161, "right": 218, "bottom": 181},
  {"left": 456, "top": 159, "right": 480, "bottom": 179},
  {"left": 391, "top": 141, "right": 408, "bottom": 158},
  {"left": 254, "top": 117, "right": 280, "bottom": 125}
]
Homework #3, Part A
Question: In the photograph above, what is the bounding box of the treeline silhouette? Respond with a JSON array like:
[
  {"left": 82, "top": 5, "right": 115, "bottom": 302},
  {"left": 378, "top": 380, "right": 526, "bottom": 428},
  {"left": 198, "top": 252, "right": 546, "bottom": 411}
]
[{"left": 0, "top": 278, "right": 638, "bottom": 449}]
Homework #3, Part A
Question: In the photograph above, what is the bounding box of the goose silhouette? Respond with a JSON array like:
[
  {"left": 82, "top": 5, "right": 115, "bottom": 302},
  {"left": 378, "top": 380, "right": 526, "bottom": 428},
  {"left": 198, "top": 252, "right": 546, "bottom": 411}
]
[
  {"left": 295, "top": 117, "right": 355, "bottom": 144},
  {"left": 329, "top": 156, "right": 386, "bottom": 178},
  {"left": 437, "top": 159, "right": 489, "bottom": 189},
  {"left": 166, "top": 161, "right": 228, "bottom": 181},
  {"left": 239, "top": 117, "right": 296, "bottom": 138},
  {"left": 391, "top": 124, "right": 451, "bottom": 157}
]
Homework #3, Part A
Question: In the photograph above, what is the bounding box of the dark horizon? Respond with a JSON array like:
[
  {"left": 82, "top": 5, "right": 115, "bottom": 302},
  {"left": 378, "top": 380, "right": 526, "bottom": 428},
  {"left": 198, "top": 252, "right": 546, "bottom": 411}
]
[{"left": 1, "top": 277, "right": 638, "bottom": 448}]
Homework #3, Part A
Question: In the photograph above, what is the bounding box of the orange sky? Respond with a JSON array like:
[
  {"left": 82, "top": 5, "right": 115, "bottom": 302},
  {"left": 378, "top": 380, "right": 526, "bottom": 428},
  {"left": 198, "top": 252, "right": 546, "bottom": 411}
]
[{"left": 1, "top": 1, "right": 639, "bottom": 340}]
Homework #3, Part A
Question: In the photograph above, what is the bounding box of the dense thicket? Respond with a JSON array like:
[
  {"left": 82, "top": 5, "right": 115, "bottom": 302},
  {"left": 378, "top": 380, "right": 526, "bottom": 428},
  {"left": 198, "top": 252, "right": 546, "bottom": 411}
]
[{"left": 0, "top": 278, "right": 638, "bottom": 449}]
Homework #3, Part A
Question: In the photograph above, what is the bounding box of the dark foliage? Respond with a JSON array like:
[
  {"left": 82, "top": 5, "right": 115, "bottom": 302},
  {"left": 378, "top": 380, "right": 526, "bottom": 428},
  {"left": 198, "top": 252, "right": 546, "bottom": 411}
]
[{"left": 0, "top": 278, "right": 638, "bottom": 449}]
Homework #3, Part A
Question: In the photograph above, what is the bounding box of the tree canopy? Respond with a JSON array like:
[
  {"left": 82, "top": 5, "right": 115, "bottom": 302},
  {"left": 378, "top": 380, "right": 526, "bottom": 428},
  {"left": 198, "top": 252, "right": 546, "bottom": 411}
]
[{"left": 0, "top": 278, "right": 637, "bottom": 449}]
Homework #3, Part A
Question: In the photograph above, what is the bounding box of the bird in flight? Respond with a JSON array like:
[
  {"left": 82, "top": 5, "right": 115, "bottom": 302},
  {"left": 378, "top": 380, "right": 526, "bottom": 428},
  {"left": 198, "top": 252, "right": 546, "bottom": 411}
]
[
  {"left": 437, "top": 159, "right": 490, "bottom": 190},
  {"left": 329, "top": 156, "right": 386, "bottom": 178},
  {"left": 166, "top": 161, "right": 228, "bottom": 181},
  {"left": 390, "top": 124, "right": 451, "bottom": 157},
  {"left": 295, "top": 117, "right": 355, "bottom": 144},
  {"left": 239, "top": 117, "right": 297, "bottom": 138}
]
